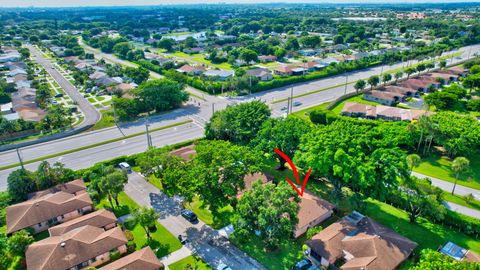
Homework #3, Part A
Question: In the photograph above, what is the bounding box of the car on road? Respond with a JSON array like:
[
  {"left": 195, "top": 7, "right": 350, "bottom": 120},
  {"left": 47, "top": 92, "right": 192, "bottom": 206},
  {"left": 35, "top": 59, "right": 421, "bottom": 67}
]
[
  {"left": 293, "top": 101, "right": 302, "bottom": 107},
  {"left": 54, "top": 93, "right": 63, "bottom": 98},
  {"left": 181, "top": 209, "right": 198, "bottom": 223},
  {"left": 118, "top": 162, "right": 132, "bottom": 173},
  {"left": 177, "top": 234, "right": 188, "bottom": 244},
  {"left": 281, "top": 106, "right": 288, "bottom": 111},
  {"left": 291, "top": 259, "right": 314, "bottom": 270},
  {"left": 216, "top": 263, "right": 232, "bottom": 270}
]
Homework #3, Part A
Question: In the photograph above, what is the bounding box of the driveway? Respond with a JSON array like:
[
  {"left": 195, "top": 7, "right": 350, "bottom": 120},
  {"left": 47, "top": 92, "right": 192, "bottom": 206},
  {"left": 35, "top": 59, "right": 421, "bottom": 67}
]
[{"left": 124, "top": 172, "right": 267, "bottom": 270}]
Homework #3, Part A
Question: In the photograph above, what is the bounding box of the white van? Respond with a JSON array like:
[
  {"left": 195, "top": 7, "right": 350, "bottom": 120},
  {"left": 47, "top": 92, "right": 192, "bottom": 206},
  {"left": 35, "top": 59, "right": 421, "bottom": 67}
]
[{"left": 118, "top": 162, "right": 132, "bottom": 173}]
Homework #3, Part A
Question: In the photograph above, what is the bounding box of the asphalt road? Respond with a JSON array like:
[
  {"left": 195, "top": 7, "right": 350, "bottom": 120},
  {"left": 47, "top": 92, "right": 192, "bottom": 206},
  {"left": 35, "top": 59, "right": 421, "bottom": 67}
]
[
  {"left": 124, "top": 172, "right": 267, "bottom": 270},
  {"left": 27, "top": 44, "right": 101, "bottom": 129},
  {"left": 0, "top": 122, "right": 203, "bottom": 191}
]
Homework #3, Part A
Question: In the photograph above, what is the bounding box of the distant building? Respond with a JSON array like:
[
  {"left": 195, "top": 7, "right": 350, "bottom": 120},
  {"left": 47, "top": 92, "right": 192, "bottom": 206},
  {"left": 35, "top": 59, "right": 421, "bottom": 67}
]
[
  {"left": 203, "top": 69, "right": 234, "bottom": 81},
  {"left": 364, "top": 90, "right": 401, "bottom": 106},
  {"left": 246, "top": 68, "right": 273, "bottom": 81},
  {"left": 176, "top": 64, "right": 206, "bottom": 75}
]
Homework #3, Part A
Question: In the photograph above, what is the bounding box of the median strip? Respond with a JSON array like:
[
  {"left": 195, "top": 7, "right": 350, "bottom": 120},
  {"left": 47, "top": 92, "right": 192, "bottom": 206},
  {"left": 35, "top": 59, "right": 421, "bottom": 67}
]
[
  {"left": 0, "top": 120, "right": 193, "bottom": 171},
  {"left": 272, "top": 82, "right": 355, "bottom": 104}
]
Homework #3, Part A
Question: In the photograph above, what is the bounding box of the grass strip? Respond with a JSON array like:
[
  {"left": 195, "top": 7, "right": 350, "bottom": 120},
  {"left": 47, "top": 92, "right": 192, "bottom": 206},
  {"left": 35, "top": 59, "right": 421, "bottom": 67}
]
[
  {"left": 272, "top": 82, "right": 354, "bottom": 104},
  {"left": 0, "top": 120, "right": 192, "bottom": 171}
]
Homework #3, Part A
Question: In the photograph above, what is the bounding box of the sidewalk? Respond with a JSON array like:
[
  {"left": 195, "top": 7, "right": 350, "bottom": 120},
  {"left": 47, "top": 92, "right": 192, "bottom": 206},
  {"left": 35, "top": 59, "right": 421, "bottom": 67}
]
[{"left": 160, "top": 246, "right": 192, "bottom": 269}]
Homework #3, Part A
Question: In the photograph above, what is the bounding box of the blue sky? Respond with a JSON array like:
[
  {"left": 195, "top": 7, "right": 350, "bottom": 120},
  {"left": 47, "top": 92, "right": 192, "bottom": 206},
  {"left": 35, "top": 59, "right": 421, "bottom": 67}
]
[{"left": 0, "top": 0, "right": 478, "bottom": 8}]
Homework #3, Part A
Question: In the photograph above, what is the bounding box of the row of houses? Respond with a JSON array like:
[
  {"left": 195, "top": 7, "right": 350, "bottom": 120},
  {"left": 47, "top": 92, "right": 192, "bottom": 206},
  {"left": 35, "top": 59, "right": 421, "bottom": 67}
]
[
  {"left": 0, "top": 47, "right": 46, "bottom": 122},
  {"left": 5, "top": 179, "right": 164, "bottom": 270},
  {"left": 364, "top": 67, "right": 465, "bottom": 106},
  {"left": 176, "top": 64, "right": 234, "bottom": 81},
  {"left": 342, "top": 102, "right": 433, "bottom": 121}
]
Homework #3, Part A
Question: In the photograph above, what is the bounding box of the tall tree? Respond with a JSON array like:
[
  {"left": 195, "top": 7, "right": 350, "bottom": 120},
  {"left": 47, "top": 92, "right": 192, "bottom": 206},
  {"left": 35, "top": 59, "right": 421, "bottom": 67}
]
[
  {"left": 251, "top": 117, "right": 311, "bottom": 170},
  {"left": 7, "top": 169, "right": 36, "bottom": 202},
  {"left": 130, "top": 207, "right": 159, "bottom": 240},
  {"left": 406, "top": 154, "right": 421, "bottom": 172},
  {"left": 354, "top": 79, "right": 366, "bottom": 94},
  {"left": 235, "top": 181, "right": 299, "bottom": 249},
  {"left": 451, "top": 157, "right": 469, "bottom": 195},
  {"left": 134, "top": 79, "right": 189, "bottom": 113},
  {"left": 8, "top": 230, "right": 34, "bottom": 258},
  {"left": 382, "top": 73, "right": 392, "bottom": 86},
  {"left": 368, "top": 75, "right": 380, "bottom": 90},
  {"left": 394, "top": 71, "right": 403, "bottom": 83}
]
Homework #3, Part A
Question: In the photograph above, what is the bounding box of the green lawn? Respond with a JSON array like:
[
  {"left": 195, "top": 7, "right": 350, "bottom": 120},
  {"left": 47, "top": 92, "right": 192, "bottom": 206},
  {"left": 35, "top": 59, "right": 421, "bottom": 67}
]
[
  {"left": 168, "top": 255, "right": 211, "bottom": 270},
  {"left": 442, "top": 192, "right": 480, "bottom": 211},
  {"left": 96, "top": 96, "right": 106, "bottom": 101},
  {"left": 171, "top": 52, "right": 233, "bottom": 70},
  {"left": 90, "top": 109, "right": 115, "bottom": 131},
  {"left": 364, "top": 198, "right": 480, "bottom": 254},
  {"left": 414, "top": 152, "right": 480, "bottom": 190},
  {"left": 185, "top": 197, "right": 235, "bottom": 229},
  {"left": 87, "top": 97, "right": 96, "bottom": 103},
  {"left": 291, "top": 102, "right": 331, "bottom": 121},
  {"left": 230, "top": 234, "right": 304, "bottom": 270},
  {"left": 97, "top": 192, "right": 182, "bottom": 257},
  {"left": 330, "top": 94, "right": 382, "bottom": 115}
]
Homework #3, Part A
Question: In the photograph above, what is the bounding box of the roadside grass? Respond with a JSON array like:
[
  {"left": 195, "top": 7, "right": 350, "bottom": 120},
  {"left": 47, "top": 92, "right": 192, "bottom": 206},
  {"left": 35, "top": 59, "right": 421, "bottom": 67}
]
[
  {"left": 91, "top": 109, "right": 115, "bottom": 130},
  {"left": 329, "top": 94, "right": 382, "bottom": 115},
  {"left": 168, "top": 255, "right": 211, "bottom": 270},
  {"left": 364, "top": 198, "right": 480, "bottom": 254},
  {"left": 0, "top": 120, "right": 192, "bottom": 171},
  {"left": 230, "top": 234, "right": 304, "bottom": 270},
  {"left": 442, "top": 192, "right": 480, "bottom": 211},
  {"left": 271, "top": 82, "right": 353, "bottom": 104},
  {"left": 147, "top": 174, "right": 163, "bottom": 191},
  {"left": 185, "top": 197, "right": 235, "bottom": 229},
  {"left": 414, "top": 151, "right": 480, "bottom": 190},
  {"left": 290, "top": 102, "right": 331, "bottom": 121},
  {"left": 97, "top": 191, "right": 182, "bottom": 257}
]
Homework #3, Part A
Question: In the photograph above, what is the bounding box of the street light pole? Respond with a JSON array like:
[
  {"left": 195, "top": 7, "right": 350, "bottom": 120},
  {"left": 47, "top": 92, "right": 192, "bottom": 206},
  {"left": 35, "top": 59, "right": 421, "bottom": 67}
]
[
  {"left": 16, "top": 147, "right": 24, "bottom": 170},
  {"left": 212, "top": 103, "right": 215, "bottom": 115},
  {"left": 145, "top": 116, "right": 152, "bottom": 148},
  {"left": 344, "top": 74, "right": 349, "bottom": 95},
  {"left": 290, "top": 87, "right": 294, "bottom": 114},
  {"left": 287, "top": 97, "right": 291, "bottom": 116}
]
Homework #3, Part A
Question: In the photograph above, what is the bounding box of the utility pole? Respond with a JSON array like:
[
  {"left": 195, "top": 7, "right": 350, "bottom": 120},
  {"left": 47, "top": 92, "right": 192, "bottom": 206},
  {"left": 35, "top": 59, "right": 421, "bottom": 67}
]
[
  {"left": 249, "top": 76, "right": 252, "bottom": 95},
  {"left": 344, "top": 74, "right": 349, "bottom": 95},
  {"left": 16, "top": 148, "right": 24, "bottom": 170},
  {"left": 290, "top": 87, "right": 294, "bottom": 114},
  {"left": 212, "top": 103, "right": 215, "bottom": 115},
  {"left": 145, "top": 116, "right": 152, "bottom": 148},
  {"left": 286, "top": 97, "right": 291, "bottom": 116}
]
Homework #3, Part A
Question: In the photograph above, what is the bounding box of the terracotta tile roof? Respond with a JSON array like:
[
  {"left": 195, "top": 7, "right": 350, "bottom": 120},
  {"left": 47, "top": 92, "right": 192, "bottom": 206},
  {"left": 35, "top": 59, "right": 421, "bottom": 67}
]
[
  {"left": 341, "top": 102, "right": 376, "bottom": 117},
  {"left": 384, "top": 86, "right": 417, "bottom": 96},
  {"left": 6, "top": 192, "right": 92, "bottom": 234},
  {"left": 99, "top": 247, "right": 164, "bottom": 270},
  {"left": 177, "top": 64, "right": 206, "bottom": 73},
  {"left": 307, "top": 215, "right": 417, "bottom": 270},
  {"left": 428, "top": 72, "right": 458, "bottom": 81},
  {"left": 365, "top": 90, "right": 400, "bottom": 101},
  {"left": 26, "top": 225, "right": 127, "bottom": 270},
  {"left": 49, "top": 209, "right": 117, "bottom": 236},
  {"left": 28, "top": 179, "right": 86, "bottom": 199},
  {"left": 401, "top": 79, "right": 431, "bottom": 89},
  {"left": 297, "top": 192, "right": 334, "bottom": 230},
  {"left": 170, "top": 145, "right": 196, "bottom": 160},
  {"left": 275, "top": 66, "right": 293, "bottom": 73}
]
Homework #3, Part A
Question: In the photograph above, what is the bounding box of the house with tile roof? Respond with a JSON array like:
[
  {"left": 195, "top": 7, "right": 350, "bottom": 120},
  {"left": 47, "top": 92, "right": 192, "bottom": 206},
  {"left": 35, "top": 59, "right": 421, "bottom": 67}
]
[
  {"left": 28, "top": 179, "right": 87, "bottom": 199},
  {"left": 6, "top": 190, "right": 93, "bottom": 234},
  {"left": 49, "top": 209, "right": 117, "bottom": 236},
  {"left": 295, "top": 192, "right": 335, "bottom": 238},
  {"left": 26, "top": 225, "right": 128, "bottom": 270},
  {"left": 306, "top": 212, "right": 417, "bottom": 270},
  {"left": 364, "top": 90, "right": 401, "bottom": 106},
  {"left": 99, "top": 247, "right": 164, "bottom": 270}
]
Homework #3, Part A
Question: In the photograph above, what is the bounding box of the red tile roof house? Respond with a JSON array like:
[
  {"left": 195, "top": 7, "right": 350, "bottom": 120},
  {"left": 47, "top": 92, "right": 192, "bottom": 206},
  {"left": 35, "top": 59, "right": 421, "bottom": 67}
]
[
  {"left": 364, "top": 90, "right": 402, "bottom": 106},
  {"left": 26, "top": 225, "right": 128, "bottom": 270},
  {"left": 428, "top": 72, "right": 459, "bottom": 84},
  {"left": 49, "top": 209, "right": 117, "bottom": 236},
  {"left": 341, "top": 102, "right": 377, "bottom": 119},
  {"left": 383, "top": 85, "right": 419, "bottom": 98},
  {"left": 438, "top": 66, "right": 467, "bottom": 77},
  {"left": 274, "top": 66, "right": 293, "bottom": 76},
  {"left": 99, "top": 247, "right": 164, "bottom": 270},
  {"left": 417, "top": 76, "right": 441, "bottom": 88},
  {"left": 176, "top": 64, "right": 206, "bottom": 76},
  {"left": 306, "top": 212, "right": 417, "bottom": 270},
  {"left": 295, "top": 191, "right": 335, "bottom": 238},
  {"left": 246, "top": 68, "right": 273, "bottom": 81},
  {"left": 6, "top": 180, "right": 93, "bottom": 235},
  {"left": 258, "top": 55, "right": 277, "bottom": 63},
  {"left": 28, "top": 179, "right": 87, "bottom": 199}
]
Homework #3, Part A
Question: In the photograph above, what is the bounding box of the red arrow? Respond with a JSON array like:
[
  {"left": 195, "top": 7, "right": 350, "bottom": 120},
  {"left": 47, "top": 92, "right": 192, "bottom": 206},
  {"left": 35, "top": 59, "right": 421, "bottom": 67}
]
[{"left": 273, "top": 148, "right": 312, "bottom": 197}]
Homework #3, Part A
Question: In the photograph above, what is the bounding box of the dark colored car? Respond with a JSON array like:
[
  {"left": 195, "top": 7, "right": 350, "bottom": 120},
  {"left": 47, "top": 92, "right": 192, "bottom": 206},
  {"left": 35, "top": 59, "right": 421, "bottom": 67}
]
[
  {"left": 178, "top": 234, "right": 188, "bottom": 244},
  {"left": 54, "top": 93, "right": 63, "bottom": 98},
  {"left": 291, "top": 259, "right": 313, "bottom": 270},
  {"left": 181, "top": 209, "right": 198, "bottom": 223},
  {"left": 293, "top": 101, "right": 302, "bottom": 107}
]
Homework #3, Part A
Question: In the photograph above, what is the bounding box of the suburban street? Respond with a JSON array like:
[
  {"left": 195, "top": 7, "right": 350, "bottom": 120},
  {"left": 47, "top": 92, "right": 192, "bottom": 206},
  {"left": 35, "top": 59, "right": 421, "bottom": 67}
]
[
  {"left": 27, "top": 44, "right": 101, "bottom": 130},
  {"left": 124, "top": 172, "right": 267, "bottom": 270}
]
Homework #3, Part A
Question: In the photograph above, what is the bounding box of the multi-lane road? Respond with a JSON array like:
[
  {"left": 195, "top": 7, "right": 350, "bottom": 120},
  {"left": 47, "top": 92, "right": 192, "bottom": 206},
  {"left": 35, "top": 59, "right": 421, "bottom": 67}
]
[{"left": 1, "top": 42, "right": 480, "bottom": 191}]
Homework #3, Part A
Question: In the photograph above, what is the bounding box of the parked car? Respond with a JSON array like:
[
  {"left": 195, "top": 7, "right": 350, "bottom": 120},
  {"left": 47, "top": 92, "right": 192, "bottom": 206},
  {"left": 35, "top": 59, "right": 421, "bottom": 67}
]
[
  {"left": 293, "top": 101, "right": 302, "bottom": 107},
  {"left": 54, "top": 93, "right": 63, "bottom": 98},
  {"left": 216, "top": 263, "right": 232, "bottom": 270},
  {"left": 177, "top": 234, "right": 188, "bottom": 244},
  {"left": 291, "top": 259, "right": 313, "bottom": 270},
  {"left": 281, "top": 106, "right": 288, "bottom": 111},
  {"left": 118, "top": 162, "right": 132, "bottom": 173},
  {"left": 181, "top": 209, "right": 198, "bottom": 223}
]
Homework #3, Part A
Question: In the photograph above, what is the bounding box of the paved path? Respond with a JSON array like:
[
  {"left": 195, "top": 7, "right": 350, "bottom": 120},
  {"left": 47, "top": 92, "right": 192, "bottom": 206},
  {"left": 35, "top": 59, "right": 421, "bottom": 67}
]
[
  {"left": 160, "top": 246, "right": 192, "bottom": 269},
  {"left": 124, "top": 172, "right": 267, "bottom": 270},
  {"left": 443, "top": 201, "right": 480, "bottom": 219},
  {"left": 412, "top": 172, "right": 480, "bottom": 219}
]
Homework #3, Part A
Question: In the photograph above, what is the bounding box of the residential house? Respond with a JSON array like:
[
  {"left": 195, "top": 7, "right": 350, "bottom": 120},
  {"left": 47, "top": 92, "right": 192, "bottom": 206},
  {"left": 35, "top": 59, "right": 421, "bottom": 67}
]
[
  {"left": 11, "top": 87, "right": 46, "bottom": 122},
  {"left": 246, "top": 68, "right": 273, "bottom": 81},
  {"left": 203, "top": 69, "right": 234, "bottom": 81},
  {"left": 306, "top": 212, "right": 417, "bottom": 270},
  {"left": 8, "top": 68, "right": 27, "bottom": 77},
  {"left": 364, "top": 90, "right": 401, "bottom": 106},
  {"left": 48, "top": 209, "right": 117, "bottom": 236},
  {"left": 0, "top": 52, "right": 21, "bottom": 63},
  {"left": 383, "top": 85, "right": 418, "bottom": 98},
  {"left": 400, "top": 79, "right": 432, "bottom": 92},
  {"left": 439, "top": 242, "right": 480, "bottom": 262},
  {"left": 176, "top": 64, "right": 206, "bottom": 76},
  {"left": 6, "top": 188, "right": 93, "bottom": 234},
  {"left": 341, "top": 102, "right": 377, "bottom": 119},
  {"left": 99, "top": 247, "right": 164, "bottom": 270},
  {"left": 428, "top": 72, "right": 458, "bottom": 84},
  {"left": 258, "top": 55, "right": 277, "bottom": 63},
  {"left": 298, "top": 49, "right": 317, "bottom": 57},
  {"left": 26, "top": 225, "right": 128, "bottom": 270},
  {"left": 28, "top": 179, "right": 87, "bottom": 199},
  {"left": 274, "top": 66, "right": 293, "bottom": 76},
  {"left": 183, "top": 47, "right": 205, "bottom": 54},
  {"left": 438, "top": 66, "right": 467, "bottom": 77},
  {"left": 342, "top": 102, "right": 432, "bottom": 121},
  {"left": 89, "top": 71, "right": 108, "bottom": 80},
  {"left": 295, "top": 192, "right": 335, "bottom": 238}
]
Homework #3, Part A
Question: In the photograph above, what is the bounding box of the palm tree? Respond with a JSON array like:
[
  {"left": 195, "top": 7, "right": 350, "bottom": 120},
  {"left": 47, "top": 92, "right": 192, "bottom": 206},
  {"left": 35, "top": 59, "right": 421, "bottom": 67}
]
[
  {"left": 130, "top": 207, "right": 160, "bottom": 240},
  {"left": 406, "top": 154, "right": 421, "bottom": 172},
  {"left": 451, "top": 157, "right": 470, "bottom": 195}
]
